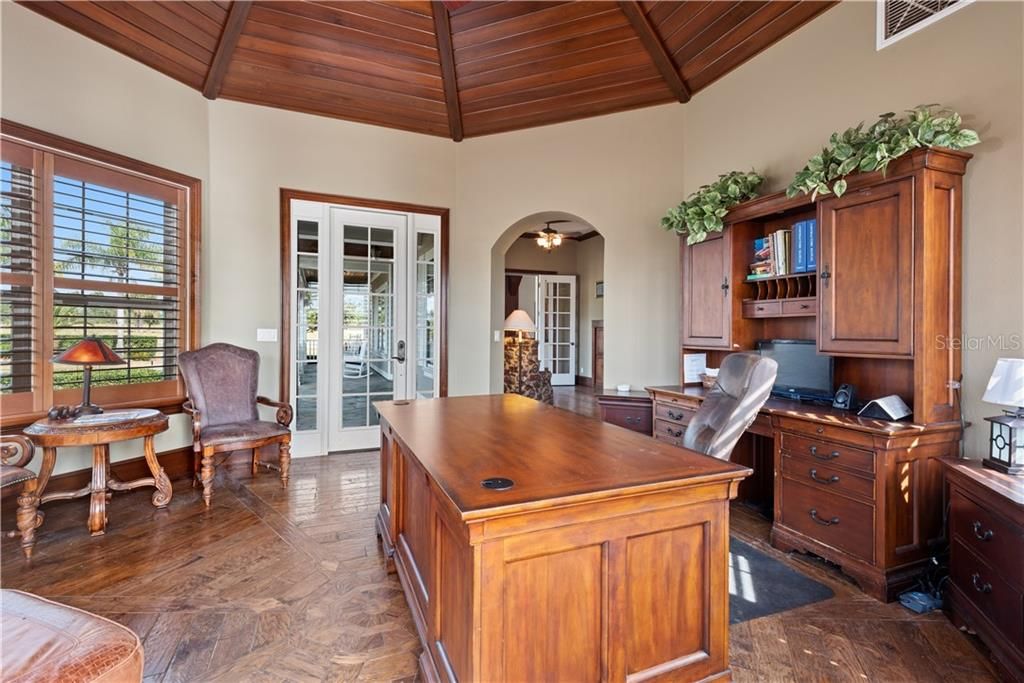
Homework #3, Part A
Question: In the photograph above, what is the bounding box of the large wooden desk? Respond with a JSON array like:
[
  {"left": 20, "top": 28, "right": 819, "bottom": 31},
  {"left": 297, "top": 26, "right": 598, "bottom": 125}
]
[
  {"left": 376, "top": 394, "right": 750, "bottom": 683},
  {"left": 646, "top": 385, "right": 961, "bottom": 601}
]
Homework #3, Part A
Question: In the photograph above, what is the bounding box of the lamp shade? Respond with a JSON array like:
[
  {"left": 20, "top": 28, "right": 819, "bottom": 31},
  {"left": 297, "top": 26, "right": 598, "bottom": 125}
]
[
  {"left": 52, "top": 336, "right": 125, "bottom": 366},
  {"left": 503, "top": 309, "right": 535, "bottom": 332},
  {"left": 982, "top": 357, "right": 1024, "bottom": 408}
]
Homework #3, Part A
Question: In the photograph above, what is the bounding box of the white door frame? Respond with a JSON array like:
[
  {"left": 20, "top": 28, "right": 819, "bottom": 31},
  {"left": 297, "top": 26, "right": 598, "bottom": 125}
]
[
  {"left": 287, "top": 199, "right": 442, "bottom": 457},
  {"left": 535, "top": 274, "right": 577, "bottom": 386}
]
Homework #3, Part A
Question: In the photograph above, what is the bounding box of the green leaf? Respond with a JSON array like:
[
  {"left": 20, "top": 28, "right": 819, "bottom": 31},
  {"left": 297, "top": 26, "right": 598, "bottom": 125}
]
[{"left": 832, "top": 179, "right": 847, "bottom": 197}]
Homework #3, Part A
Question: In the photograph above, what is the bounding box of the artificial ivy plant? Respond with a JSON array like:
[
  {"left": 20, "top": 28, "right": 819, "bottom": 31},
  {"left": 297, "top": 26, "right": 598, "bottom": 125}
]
[
  {"left": 787, "top": 104, "right": 980, "bottom": 200},
  {"left": 662, "top": 170, "right": 764, "bottom": 245}
]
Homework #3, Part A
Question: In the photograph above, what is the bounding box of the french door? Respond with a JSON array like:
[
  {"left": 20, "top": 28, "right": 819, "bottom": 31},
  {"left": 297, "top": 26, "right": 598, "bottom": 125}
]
[
  {"left": 289, "top": 200, "right": 440, "bottom": 455},
  {"left": 536, "top": 275, "right": 577, "bottom": 385}
]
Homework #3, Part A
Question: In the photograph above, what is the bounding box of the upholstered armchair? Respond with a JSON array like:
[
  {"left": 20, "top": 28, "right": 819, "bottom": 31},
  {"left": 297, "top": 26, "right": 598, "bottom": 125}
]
[
  {"left": 1, "top": 435, "right": 42, "bottom": 558},
  {"left": 682, "top": 352, "right": 778, "bottom": 461},
  {"left": 178, "top": 343, "right": 292, "bottom": 507}
]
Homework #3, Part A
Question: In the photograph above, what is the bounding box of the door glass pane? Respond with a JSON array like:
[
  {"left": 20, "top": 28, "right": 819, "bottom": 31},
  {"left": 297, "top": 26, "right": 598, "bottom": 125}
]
[
  {"left": 296, "top": 397, "right": 317, "bottom": 431},
  {"left": 295, "top": 224, "right": 319, "bottom": 431},
  {"left": 342, "top": 395, "right": 367, "bottom": 428},
  {"left": 414, "top": 231, "right": 437, "bottom": 399},
  {"left": 340, "top": 223, "right": 395, "bottom": 431}
]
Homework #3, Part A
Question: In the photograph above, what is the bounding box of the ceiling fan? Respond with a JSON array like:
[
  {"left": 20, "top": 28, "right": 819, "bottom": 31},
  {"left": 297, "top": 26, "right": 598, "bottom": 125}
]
[{"left": 535, "top": 220, "right": 572, "bottom": 251}]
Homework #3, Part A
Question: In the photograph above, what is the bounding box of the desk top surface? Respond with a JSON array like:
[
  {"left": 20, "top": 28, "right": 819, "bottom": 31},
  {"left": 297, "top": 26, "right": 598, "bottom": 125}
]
[
  {"left": 645, "top": 385, "right": 960, "bottom": 436},
  {"left": 375, "top": 394, "right": 749, "bottom": 520}
]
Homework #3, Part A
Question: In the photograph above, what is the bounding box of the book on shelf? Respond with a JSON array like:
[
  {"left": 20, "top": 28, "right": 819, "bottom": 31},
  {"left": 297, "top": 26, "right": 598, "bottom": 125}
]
[
  {"left": 793, "top": 220, "right": 807, "bottom": 273},
  {"left": 806, "top": 218, "right": 817, "bottom": 271}
]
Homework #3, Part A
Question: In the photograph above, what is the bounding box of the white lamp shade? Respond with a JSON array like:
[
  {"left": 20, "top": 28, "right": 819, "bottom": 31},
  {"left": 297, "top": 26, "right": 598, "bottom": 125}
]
[
  {"left": 982, "top": 358, "right": 1024, "bottom": 408},
  {"left": 504, "top": 309, "right": 535, "bottom": 332}
]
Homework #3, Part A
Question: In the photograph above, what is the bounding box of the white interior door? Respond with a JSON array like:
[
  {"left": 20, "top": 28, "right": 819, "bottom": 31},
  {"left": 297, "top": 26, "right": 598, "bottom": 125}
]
[
  {"left": 536, "top": 275, "right": 577, "bottom": 386},
  {"left": 329, "top": 208, "right": 408, "bottom": 452},
  {"left": 289, "top": 201, "right": 440, "bottom": 456}
]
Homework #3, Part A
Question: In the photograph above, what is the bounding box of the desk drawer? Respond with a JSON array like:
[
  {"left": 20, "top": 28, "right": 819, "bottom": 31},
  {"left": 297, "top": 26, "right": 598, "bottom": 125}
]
[
  {"left": 951, "top": 492, "right": 1024, "bottom": 589},
  {"left": 602, "top": 405, "right": 653, "bottom": 435},
  {"left": 775, "top": 416, "right": 875, "bottom": 449},
  {"left": 781, "top": 454, "right": 874, "bottom": 502},
  {"left": 951, "top": 538, "right": 1024, "bottom": 647},
  {"left": 779, "top": 477, "right": 875, "bottom": 563},
  {"left": 779, "top": 433, "right": 875, "bottom": 474},
  {"left": 655, "top": 419, "right": 686, "bottom": 441},
  {"left": 743, "top": 301, "right": 781, "bottom": 318},
  {"left": 654, "top": 431, "right": 682, "bottom": 448},
  {"left": 655, "top": 402, "right": 696, "bottom": 426}
]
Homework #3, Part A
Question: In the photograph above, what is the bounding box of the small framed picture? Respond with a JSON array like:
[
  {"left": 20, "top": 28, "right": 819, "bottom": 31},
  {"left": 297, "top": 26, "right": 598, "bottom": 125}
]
[{"left": 596, "top": 281, "right": 604, "bottom": 298}]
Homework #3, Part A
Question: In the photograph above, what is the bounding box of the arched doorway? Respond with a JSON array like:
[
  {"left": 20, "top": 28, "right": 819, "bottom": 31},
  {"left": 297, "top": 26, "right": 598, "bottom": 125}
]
[{"left": 489, "top": 212, "right": 605, "bottom": 411}]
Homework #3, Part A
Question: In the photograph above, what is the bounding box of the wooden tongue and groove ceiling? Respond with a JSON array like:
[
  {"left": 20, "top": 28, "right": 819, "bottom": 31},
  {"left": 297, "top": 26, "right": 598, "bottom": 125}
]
[{"left": 18, "top": 1, "right": 834, "bottom": 140}]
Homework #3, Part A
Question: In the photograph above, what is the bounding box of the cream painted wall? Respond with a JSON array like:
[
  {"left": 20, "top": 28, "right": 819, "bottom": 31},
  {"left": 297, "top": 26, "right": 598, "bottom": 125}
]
[
  {"left": 681, "top": 0, "right": 1023, "bottom": 456},
  {"left": 455, "top": 106, "right": 686, "bottom": 394},
  {"left": 0, "top": 2, "right": 209, "bottom": 473},
  {"left": 205, "top": 100, "right": 455, "bottom": 401}
]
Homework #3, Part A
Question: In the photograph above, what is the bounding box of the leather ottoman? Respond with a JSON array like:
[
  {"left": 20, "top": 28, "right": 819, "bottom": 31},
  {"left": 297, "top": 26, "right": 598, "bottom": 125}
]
[{"left": 1, "top": 590, "right": 143, "bottom": 682}]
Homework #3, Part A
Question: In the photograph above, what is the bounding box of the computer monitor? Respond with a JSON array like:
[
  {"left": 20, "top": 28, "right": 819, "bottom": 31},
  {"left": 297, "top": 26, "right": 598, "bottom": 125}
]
[{"left": 756, "top": 339, "right": 834, "bottom": 402}]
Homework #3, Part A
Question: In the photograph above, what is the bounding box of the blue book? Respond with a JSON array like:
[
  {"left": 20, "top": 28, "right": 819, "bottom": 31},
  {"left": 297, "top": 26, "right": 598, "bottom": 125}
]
[
  {"left": 793, "top": 220, "right": 807, "bottom": 273},
  {"left": 806, "top": 219, "right": 817, "bottom": 271}
]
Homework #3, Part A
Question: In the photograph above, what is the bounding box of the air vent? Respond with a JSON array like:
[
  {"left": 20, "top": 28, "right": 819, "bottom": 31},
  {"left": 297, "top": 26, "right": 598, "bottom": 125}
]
[{"left": 876, "top": 0, "right": 974, "bottom": 49}]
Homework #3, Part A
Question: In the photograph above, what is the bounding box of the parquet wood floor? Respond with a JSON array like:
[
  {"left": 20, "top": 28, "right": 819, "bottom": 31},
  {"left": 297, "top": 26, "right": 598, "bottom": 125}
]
[{"left": 1, "top": 448, "right": 1000, "bottom": 682}]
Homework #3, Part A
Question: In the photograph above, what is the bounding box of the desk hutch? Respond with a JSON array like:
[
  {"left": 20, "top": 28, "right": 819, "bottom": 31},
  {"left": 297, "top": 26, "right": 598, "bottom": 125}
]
[{"left": 649, "top": 148, "right": 971, "bottom": 601}]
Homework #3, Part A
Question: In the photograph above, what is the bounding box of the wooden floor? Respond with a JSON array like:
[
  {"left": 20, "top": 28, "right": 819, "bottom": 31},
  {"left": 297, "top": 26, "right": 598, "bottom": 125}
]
[{"left": 1, "top": 442, "right": 999, "bottom": 681}]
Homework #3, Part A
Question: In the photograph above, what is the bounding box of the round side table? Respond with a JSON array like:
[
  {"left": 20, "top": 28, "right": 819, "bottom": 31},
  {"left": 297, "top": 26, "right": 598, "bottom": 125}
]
[{"left": 24, "top": 409, "right": 171, "bottom": 536}]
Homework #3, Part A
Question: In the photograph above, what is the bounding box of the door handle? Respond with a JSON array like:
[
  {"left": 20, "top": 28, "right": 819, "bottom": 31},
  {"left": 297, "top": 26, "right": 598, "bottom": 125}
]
[{"left": 392, "top": 340, "right": 406, "bottom": 364}]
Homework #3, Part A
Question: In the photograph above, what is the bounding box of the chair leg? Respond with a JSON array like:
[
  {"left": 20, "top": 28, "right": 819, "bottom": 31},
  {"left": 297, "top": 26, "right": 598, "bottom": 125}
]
[
  {"left": 279, "top": 439, "right": 291, "bottom": 487},
  {"left": 16, "top": 480, "right": 40, "bottom": 559},
  {"left": 192, "top": 449, "right": 201, "bottom": 488},
  {"left": 200, "top": 448, "right": 215, "bottom": 507},
  {"left": 252, "top": 447, "right": 259, "bottom": 475}
]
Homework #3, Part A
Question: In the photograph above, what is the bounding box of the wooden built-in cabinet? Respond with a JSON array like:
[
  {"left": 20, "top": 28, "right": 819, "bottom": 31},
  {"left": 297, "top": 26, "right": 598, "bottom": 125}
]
[
  {"left": 672, "top": 147, "right": 971, "bottom": 601},
  {"left": 680, "top": 231, "right": 733, "bottom": 348},
  {"left": 818, "top": 178, "right": 915, "bottom": 356}
]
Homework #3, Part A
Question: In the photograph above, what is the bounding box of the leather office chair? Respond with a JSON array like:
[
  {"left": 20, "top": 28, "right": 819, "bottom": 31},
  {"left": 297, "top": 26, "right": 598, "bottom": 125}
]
[
  {"left": 179, "top": 343, "right": 292, "bottom": 507},
  {"left": 1, "top": 435, "right": 41, "bottom": 558},
  {"left": 683, "top": 352, "right": 778, "bottom": 461}
]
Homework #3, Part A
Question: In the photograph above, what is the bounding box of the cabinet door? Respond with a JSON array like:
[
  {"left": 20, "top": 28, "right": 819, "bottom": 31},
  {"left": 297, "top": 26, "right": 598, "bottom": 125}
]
[
  {"left": 681, "top": 233, "right": 731, "bottom": 348},
  {"left": 819, "top": 179, "right": 914, "bottom": 356}
]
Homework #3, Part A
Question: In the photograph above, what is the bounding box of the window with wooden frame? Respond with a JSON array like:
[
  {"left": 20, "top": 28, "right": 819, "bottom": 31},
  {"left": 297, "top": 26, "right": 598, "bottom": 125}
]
[{"left": 0, "top": 122, "right": 200, "bottom": 427}]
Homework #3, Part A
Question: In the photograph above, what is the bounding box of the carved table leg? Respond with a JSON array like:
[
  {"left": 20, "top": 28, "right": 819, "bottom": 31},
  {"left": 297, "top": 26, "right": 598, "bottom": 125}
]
[
  {"left": 279, "top": 438, "right": 291, "bottom": 487},
  {"left": 143, "top": 434, "right": 172, "bottom": 508},
  {"left": 35, "top": 447, "right": 57, "bottom": 500},
  {"left": 16, "top": 478, "right": 40, "bottom": 558},
  {"left": 88, "top": 444, "right": 109, "bottom": 536}
]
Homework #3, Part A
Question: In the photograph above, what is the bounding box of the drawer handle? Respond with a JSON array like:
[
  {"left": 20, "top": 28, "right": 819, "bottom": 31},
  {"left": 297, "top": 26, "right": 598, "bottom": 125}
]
[
  {"left": 799, "top": 303, "right": 811, "bottom": 310},
  {"left": 809, "top": 509, "right": 839, "bottom": 526},
  {"left": 809, "top": 469, "right": 840, "bottom": 485},
  {"left": 756, "top": 305, "right": 765, "bottom": 311},
  {"left": 809, "top": 445, "right": 840, "bottom": 461},
  {"left": 625, "top": 416, "right": 637, "bottom": 425},
  {"left": 816, "top": 427, "right": 824, "bottom": 434},
  {"left": 667, "top": 410, "right": 684, "bottom": 420},
  {"left": 971, "top": 521, "right": 994, "bottom": 541},
  {"left": 666, "top": 426, "right": 683, "bottom": 438},
  {"left": 971, "top": 573, "right": 992, "bottom": 594}
]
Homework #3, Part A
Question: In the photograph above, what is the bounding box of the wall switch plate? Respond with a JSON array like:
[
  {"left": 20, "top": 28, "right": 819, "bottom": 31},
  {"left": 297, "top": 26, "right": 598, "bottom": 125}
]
[
  {"left": 257, "top": 328, "right": 278, "bottom": 343},
  {"left": 494, "top": 330, "right": 501, "bottom": 342}
]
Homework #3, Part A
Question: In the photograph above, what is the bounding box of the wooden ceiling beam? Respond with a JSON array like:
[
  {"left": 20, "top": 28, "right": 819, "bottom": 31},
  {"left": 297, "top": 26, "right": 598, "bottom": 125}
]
[
  {"left": 202, "top": 0, "right": 252, "bottom": 100},
  {"left": 431, "top": 1, "right": 464, "bottom": 142},
  {"left": 618, "top": 0, "right": 691, "bottom": 103}
]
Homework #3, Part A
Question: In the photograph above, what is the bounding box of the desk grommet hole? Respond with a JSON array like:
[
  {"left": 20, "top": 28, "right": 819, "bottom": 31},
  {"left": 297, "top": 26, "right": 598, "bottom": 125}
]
[{"left": 481, "top": 477, "right": 515, "bottom": 491}]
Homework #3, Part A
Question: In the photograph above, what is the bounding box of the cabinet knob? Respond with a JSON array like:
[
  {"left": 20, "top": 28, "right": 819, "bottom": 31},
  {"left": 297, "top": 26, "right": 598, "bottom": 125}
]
[
  {"left": 820, "top": 265, "right": 832, "bottom": 288},
  {"left": 721, "top": 277, "right": 729, "bottom": 295}
]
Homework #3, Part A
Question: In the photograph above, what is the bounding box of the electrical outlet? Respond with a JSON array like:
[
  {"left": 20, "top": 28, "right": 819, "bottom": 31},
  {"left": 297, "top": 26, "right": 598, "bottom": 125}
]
[{"left": 256, "top": 328, "right": 278, "bottom": 343}]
